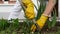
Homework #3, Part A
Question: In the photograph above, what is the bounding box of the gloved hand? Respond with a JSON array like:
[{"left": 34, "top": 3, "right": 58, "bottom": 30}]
[
  {"left": 22, "top": 0, "right": 35, "bottom": 20},
  {"left": 31, "top": 14, "right": 48, "bottom": 32}
]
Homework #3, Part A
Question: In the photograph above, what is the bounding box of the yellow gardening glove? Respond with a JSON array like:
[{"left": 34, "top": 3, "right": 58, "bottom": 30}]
[
  {"left": 22, "top": 0, "right": 35, "bottom": 20},
  {"left": 31, "top": 14, "right": 48, "bottom": 32},
  {"left": 31, "top": 24, "right": 37, "bottom": 32},
  {"left": 25, "top": 6, "right": 35, "bottom": 19},
  {"left": 22, "top": 0, "right": 32, "bottom": 6}
]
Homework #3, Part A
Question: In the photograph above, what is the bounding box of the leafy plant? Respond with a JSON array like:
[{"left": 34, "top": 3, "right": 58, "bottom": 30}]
[
  {"left": 47, "top": 8, "right": 57, "bottom": 29},
  {"left": 0, "top": 18, "right": 10, "bottom": 31},
  {"left": 35, "top": 0, "right": 46, "bottom": 20}
]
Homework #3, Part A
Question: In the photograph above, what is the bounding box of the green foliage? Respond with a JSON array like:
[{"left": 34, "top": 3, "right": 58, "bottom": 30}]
[
  {"left": 0, "top": 18, "right": 10, "bottom": 31},
  {"left": 47, "top": 8, "right": 57, "bottom": 29},
  {"left": 35, "top": 0, "right": 46, "bottom": 20},
  {"left": 0, "top": 18, "right": 20, "bottom": 34},
  {"left": 12, "top": 31, "right": 17, "bottom": 34},
  {"left": 56, "top": 31, "right": 60, "bottom": 34},
  {"left": 9, "top": 18, "right": 19, "bottom": 30},
  {"left": 0, "top": 31, "right": 6, "bottom": 34},
  {"left": 21, "top": 19, "right": 33, "bottom": 33}
]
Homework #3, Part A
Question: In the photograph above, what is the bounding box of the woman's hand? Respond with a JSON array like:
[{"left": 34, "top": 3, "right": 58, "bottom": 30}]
[
  {"left": 31, "top": 0, "right": 56, "bottom": 32},
  {"left": 22, "top": 0, "right": 35, "bottom": 20}
]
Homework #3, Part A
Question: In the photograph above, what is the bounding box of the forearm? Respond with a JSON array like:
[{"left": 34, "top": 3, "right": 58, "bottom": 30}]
[
  {"left": 43, "top": 0, "right": 56, "bottom": 16},
  {"left": 37, "top": 0, "right": 56, "bottom": 29}
]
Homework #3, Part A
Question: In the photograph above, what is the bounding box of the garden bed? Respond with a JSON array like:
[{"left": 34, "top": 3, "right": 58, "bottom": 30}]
[{"left": 0, "top": 19, "right": 60, "bottom": 34}]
